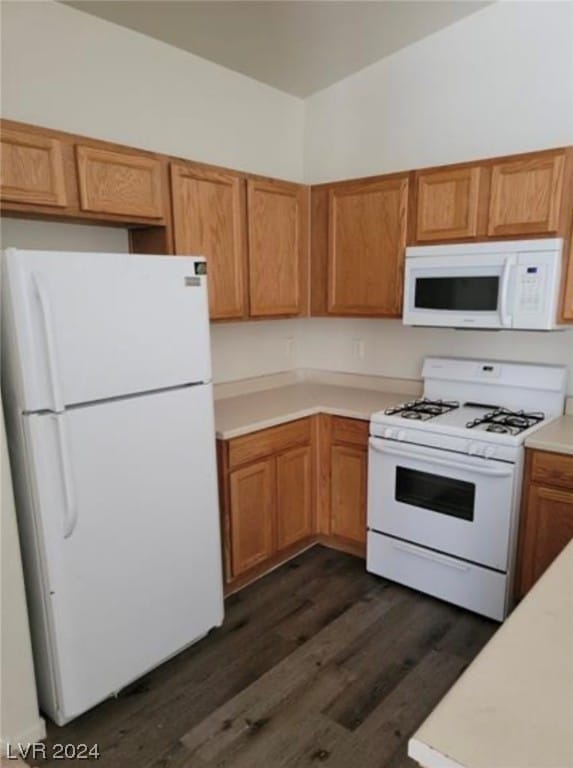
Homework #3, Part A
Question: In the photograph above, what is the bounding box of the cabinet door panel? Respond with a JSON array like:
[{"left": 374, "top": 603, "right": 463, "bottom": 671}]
[
  {"left": 76, "top": 146, "right": 164, "bottom": 219},
  {"left": 229, "top": 459, "right": 275, "bottom": 576},
  {"left": 327, "top": 177, "right": 408, "bottom": 316},
  {"left": 561, "top": 223, "right": 573, "bottom": 321},
  {"left": 171, "top": 163, "right": 247, "bottom": 320},
  {"left": 330, "top": 445, "right": 367, "bottom": 544},
  {"left": 277, "top": 446, "right": 312, "bottom": 550},
  {"left": 519, "top": 484, "right": 573, "bottom": 596},
  {"left": 247, "top": 179, "right": 308, "bottom": 316},
  {"left": 416, "top": 166, "right": 482, "bottom": 241},
  {"left": 488, "top": 154, "right": 564, "bottom": 236},
  {"left": 1, "top": 128, "right": 67, "bottom": 207},
  {"left": 531, "top": 450, "right": 573, "bottom": 491}
]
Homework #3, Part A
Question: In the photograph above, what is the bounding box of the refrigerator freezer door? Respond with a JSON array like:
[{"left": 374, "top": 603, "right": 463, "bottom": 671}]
[
  {"left": 3, "top": 249, "right": 211, "bottom": 412},
  {"left": 23, "top": 384, "right": 223, "bottom": 725}
]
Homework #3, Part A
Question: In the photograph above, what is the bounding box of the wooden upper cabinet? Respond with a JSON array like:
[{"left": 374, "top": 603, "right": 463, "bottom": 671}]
[
  {"left": 327, "top": 176, "right": 409, "bottom": 316},
  {"left": 276, "top": 445, "right": 313, "bottom": 550},
  {"left": 76, "top": 145, "right": 164, "bottom": 220},
  {"left": 247, "top": 178, "right": 308, "bottom": 317},
  {"left": 171, "top": 163, "right": 248, "bottom": 320},
  {"left": 0, "top": 128, "right": 67, "bottom": 207},
  {"left": 229, "top": 458, "right": 275, "bottom": 577},
  {"left": 562, "top": 229, "right": 573, "bottom": 321},
  {"left": 488, "top": 153, "right": 565, "bottom": 237},
  {"left": 415, "top": 166, "right": 483, "bottom": 242}
]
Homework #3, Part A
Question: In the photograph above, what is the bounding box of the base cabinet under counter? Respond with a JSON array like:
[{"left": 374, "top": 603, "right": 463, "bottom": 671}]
[
  {"left": 217, "top": 418, "right": 314, "bottom": 589},
  {"left": 216, "top": 413, "right": 370, "bottom": 592},
  {"left": 517, "top": 448, "right": 573, "bottom": 598},
  {"left": 316, "top": 415, "right": 369, "bottom": 555}
]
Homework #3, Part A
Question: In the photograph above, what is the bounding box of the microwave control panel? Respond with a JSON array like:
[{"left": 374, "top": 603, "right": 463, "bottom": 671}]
[
  {"left": 512, "top": 250, "right": 560, "bottom": 329},
  {"left": 514, "top": 264, "right": 546, "bottom": 314}
]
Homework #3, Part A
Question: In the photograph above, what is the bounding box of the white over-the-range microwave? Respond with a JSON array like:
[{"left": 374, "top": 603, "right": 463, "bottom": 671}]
[{"left": 403, "top": 238, "right": 565, "bottom": 330}]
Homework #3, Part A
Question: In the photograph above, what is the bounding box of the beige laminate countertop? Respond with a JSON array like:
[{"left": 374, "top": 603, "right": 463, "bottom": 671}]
[
  {"left": 525, "top": 414, "right": 573, "bottom": 456},
  {"left": 214, "top": 383, "right": 407, "bottom": 439},
  {"left": 409, "top": 540, "right": 573, "bottom": 768}
]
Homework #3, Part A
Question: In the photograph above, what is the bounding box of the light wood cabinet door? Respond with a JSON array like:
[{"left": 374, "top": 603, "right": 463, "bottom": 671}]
[
  {"left": 488, "top": 153, "right": 565, "bottom": 237},
  {"left": 0, "top": 128, "right": 67, "bottom": 207},
  {"left": 561, "top": 224, "right": 573, "bottom": 321},
  {"left": 229, "top": 459, "right": 275, "bottom": 576},
  {"left": 327, "top": 176, "right": 408, "bottom": 316},
  {"left": 171, "top": 163, "right": 248, "bottom": 320},
  {"left": 76, "top": 145, "right": 164, "bottom": 219},
  {"left": 519, "top": 484, "right": 573, "bottom": 597},
  {"left": 330, "top": 445, "right": 367, "bottom": 544},
  {"left": 276, "top": 446, "right": 313, "bottom": 550},
  {"left": 247, "top": 178, "right": 308, "bottom": 316},
  {"left": 416, "top": 166, "right": 482, "bottom": 242}
]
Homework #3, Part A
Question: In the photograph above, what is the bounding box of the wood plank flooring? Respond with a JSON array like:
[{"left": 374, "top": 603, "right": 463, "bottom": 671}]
[{"left": 33, "top": 547, "right": 497, "bottom": 768}]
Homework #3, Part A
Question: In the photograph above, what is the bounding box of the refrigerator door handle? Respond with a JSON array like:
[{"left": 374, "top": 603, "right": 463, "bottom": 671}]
[
  {"left": 33, "top": 272, "right": 65, "bottom": 413},
  {"left": 53, "top": 415, "right": 78, "bottom": 539}
]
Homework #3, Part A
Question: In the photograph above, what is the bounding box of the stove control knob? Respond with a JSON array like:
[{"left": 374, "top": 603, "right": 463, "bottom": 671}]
[
  {"left": 467, "top": 442, "right": 479, "bottom": 455},
  {"left": 397, "top": 430, "right": 407, "bottom": 441},
  {"left": 384, "top": 428, "right": 395, "bottom": 439},
  {"left": 484, "top": 446, "right": 496, "bottom": 459}
]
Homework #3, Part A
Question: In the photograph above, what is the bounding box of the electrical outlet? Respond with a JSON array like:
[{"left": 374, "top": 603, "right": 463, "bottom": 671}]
[
  {"left": 285, "top": 337, "right": 295, "bottom": 358},
  {"left": 352, "top": 339, "right": 365, "bottom": 359}
]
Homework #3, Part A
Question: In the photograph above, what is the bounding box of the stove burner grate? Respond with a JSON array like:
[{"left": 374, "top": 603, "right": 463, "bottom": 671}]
[
  {"left": 385, "top": 398, "right": 460, "bottom": 421},
  {"left": 466, "top": 408, "right": 545, "bottom": 436}
]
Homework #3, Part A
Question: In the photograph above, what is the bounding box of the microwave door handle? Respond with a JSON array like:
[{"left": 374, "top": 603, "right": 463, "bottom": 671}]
[
  {"left": 500, "top": 257, "right": 515, "bottom": 328},
  {"left": 369, "top": 438, "right": 514, "bottom": 478}
]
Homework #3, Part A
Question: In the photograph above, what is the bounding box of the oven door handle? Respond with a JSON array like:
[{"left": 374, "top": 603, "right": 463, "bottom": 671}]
[{"left": 369, "top": 437, "right": 514, "bottom": 477}]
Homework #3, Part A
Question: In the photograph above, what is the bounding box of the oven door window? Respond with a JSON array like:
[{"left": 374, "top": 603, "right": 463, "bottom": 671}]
[
  {"left": 414, "top": 276, "right": 499, "bottom": 312},
  {"left": 395, "top": 466, "right": 475, "bottom": 521}
]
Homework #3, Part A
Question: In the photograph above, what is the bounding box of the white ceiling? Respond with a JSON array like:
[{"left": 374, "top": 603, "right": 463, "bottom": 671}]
[{"left": 63, "top": 1, "right": 490, "bottom": 97}]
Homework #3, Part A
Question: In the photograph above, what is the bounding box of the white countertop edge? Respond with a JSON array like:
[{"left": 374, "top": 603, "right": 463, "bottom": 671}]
[
  {"left": 409, "top": 739, "right": 467, "bottom": 768},
  {"left": 215, "top": 403, "right": 374, "bottom": 440}
]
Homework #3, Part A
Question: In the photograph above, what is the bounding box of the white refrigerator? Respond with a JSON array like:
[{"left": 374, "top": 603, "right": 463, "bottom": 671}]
[{"left": 1, "top": 248, "right": 224, "bottom": 726}]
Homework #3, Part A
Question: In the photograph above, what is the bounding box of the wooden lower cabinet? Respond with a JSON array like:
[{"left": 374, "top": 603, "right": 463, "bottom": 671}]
[
  {"left": 219, "top": 419, "right": 314, "bottom": 586},
  {"left": 330, "top": 444, "right": 367, "bottom": 544},
  {"left": 517, "top": 450, "right": 573, "bottom": 598},
  {"left": 316, "top": 415, "right": 369, "bottom": 553},
  {"left": 218, "top": 414, "right": 370, "bottom": 590},
  {"left": 276, "top": 445, "right": 312, "bottom": 550},
  {"left": 229, "top": 458, "right": 275, "bottom": 575}
]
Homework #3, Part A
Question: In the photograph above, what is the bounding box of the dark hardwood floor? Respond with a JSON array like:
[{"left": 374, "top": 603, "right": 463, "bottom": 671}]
[{"left": 34, "top": 547, "right": 497, "bottom": 768}]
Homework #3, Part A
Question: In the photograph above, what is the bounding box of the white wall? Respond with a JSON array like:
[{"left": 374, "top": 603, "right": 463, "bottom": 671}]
[
  {"left": 298, "top": 319, "right": 573, "bottom": 396},
  {"left": 211, "top": 320, "right": 303, "bottom": 384},
  {"left": 1, "top": 0, "right": 304, "bottom": 181},
  {"left": 304, "top": 1, "right": 573, "bottom": 182},
  {"left": 1, "top": 218, "right": 130, "bottom": 253}
]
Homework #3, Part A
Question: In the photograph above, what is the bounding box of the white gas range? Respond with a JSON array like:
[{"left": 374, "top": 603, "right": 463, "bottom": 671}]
[{"left": 367, "top": 357, "right": 566, "bottom": 621}]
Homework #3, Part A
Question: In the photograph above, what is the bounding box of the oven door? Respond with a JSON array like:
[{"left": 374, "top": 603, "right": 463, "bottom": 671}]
[
  {"left": 367, "top": 437, "right": 517, "bottom": 571},
  {"left": 403, "top": 254, "right": 513, "bottom": 329}
]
